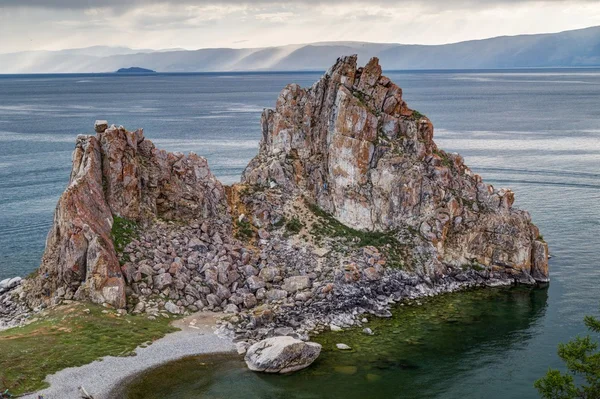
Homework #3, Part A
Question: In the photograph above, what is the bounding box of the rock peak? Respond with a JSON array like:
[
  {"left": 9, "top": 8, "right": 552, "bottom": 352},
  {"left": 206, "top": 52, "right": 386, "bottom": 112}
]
[
  {"left": 26, "top": 124, "right": 228, "bottom": 308},
  {"left": 21, "top": 56, "right": 548, "bottom": 317},
  {"left": 243, "top": 55, "right": 548, "bottom": 283}
]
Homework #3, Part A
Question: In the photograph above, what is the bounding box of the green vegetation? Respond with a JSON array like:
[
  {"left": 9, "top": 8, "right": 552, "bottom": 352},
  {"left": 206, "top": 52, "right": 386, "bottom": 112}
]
[
  {"left": 235, "top": 218, "right": 255, "bottom": 241},
  {"left": 461, "top": 261, "right": 486, "bottom": 272},
  {"left": 0, "top": 303, "right": 178, "bottom": 395},
  {"left": 352, "top": 90, "right": 368, "bottom": 107},
  {"left": 434, "top": 149, "right": 453, "bottom": 169},
  {"left": 352, "top": 90, "right": 380, "bottom": 116},
  {"left": 535, "top": 311, "right": 600, "bottom": 399},
  {"left": 111, "top": 216, "right": 138, "bottom": 263},
  {"left": 411, "top": 110, "right": 425, "bottom": 120},
  {"left": 307, "top": 201, "right": 406, "bottom": 268},
  {"left": 538, "top": 234, "right": 546, "bottom": 243},
  {"left": 285, "top": 217, "right": 303, "bottom": 234},
  {"left": 272, "top": 216, "right": 286, "bottom": 229}
]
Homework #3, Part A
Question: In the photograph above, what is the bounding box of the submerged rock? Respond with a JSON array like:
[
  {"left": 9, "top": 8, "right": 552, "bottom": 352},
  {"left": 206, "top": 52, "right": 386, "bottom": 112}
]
[{"left": 244, "top": 336, "right": 321, "bottom": 373}]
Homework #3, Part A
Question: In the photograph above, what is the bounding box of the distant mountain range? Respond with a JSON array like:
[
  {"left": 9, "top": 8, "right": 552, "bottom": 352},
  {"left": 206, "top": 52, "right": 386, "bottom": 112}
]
[{"left": 1, "top": 26, "right": 599, "bottom": 73}]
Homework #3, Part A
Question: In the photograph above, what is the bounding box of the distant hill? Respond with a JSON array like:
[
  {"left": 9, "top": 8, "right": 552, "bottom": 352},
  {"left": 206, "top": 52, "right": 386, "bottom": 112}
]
[
  {"left": 116, "top": 67, "right": 156, "bottom": 73},
  {"left": 1, "top": 26, "right": 599, "bottom": 73}
]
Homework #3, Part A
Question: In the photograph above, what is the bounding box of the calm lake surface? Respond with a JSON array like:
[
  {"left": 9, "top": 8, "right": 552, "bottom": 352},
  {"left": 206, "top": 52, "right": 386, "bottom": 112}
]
[{"left": 0, "top": 69, "right": 599, "bottom": 398}]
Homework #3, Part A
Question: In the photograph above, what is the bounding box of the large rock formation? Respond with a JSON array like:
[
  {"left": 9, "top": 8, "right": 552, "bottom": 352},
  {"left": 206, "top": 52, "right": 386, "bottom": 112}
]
[
  {"left": 10, "top": 56, "right": 548, "bottom": 342},
  {"left": 26, "top": 125, "right": 228, "bottom": 308},
  {"left": 243, "top": 55, "right": 548, "bottom": 283}
]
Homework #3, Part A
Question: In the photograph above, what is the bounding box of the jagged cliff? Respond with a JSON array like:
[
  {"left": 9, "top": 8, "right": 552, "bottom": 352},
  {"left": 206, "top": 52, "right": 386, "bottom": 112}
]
[
  {"left": 9, "top": 56, "right": 548, "bottom": 338},
  {"left": 25, "top": 125, "right": 228, "bottom": 308},
  {"left": 243, "top": 55, "right": 548, "bottom": 283}
]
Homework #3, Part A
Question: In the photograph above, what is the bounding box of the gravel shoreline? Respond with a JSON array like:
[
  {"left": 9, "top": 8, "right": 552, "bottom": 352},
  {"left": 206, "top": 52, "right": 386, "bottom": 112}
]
[{"left": 21, "top": 312, "right": 235, "bottom": 399}]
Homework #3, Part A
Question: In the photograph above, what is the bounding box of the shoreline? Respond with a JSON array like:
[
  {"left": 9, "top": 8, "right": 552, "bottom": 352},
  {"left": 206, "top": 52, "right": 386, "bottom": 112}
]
[
  {"left": 20, "top": 312, "right": 235, "bottom": 399},
  {"left": 9, "top": 275, "right": 540, "bottom": 399}
]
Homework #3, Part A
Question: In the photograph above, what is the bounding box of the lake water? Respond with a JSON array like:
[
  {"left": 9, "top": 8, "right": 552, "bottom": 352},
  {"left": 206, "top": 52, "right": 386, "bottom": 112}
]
[{"left": 0, "top": 69, "right": 599, "bottom": 398}]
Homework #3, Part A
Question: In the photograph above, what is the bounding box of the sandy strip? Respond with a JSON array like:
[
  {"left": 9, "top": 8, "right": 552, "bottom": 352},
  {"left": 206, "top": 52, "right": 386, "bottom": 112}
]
[{"left": 22, "top": 312, "right": 235, "bottom": 399}]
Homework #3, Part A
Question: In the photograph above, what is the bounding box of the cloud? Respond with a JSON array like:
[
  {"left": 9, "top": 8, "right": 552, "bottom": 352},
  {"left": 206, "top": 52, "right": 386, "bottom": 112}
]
[
  {"left": 255, "top": 11, "right": 294, "bottom": 22},
  {"left": 3, "top": 0, "right": 599, "bottom": 10},
  {"left": 0, "top": 0, "right": 599, "bottom": 54}
]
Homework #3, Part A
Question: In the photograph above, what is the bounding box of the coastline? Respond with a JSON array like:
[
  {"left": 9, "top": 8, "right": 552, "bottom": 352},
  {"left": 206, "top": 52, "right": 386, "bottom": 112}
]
[
  {"left": 11, "top": 274, "right": 519, "bottom": 399},
  {"left": 20, "top": 312, "right": 234, "bottom": 399}
]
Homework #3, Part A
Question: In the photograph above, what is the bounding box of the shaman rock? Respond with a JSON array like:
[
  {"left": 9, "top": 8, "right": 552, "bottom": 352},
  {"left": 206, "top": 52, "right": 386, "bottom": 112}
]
[{"left": 242, "top": 55, "right": 548, "bottom": 283}]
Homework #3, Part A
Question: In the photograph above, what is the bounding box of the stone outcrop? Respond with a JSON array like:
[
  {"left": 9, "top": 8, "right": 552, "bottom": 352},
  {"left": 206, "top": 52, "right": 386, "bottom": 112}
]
[
  {"left": 4, "top": 56, "right": 549, "bottom": 346},
  {"left": 244, "top": 336, "right": 322, "bottom": 373},
  {"left": 25, "top": 125, "right": 228, "bottom": 308},
  {"left": 1, "top": 278, "right": 29, "bottom": 330},
  {"left": 242, "top": 55, "right": 548, "bottom": 283}
]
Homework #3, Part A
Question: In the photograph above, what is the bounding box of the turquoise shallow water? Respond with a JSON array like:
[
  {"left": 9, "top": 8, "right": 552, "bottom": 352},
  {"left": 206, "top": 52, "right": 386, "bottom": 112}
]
[
  {"left": 0, "top": 69, "right": 599, "bottom": 398},
  {"left": 119, "top": 287, "right": 549, "bottom": 399}
]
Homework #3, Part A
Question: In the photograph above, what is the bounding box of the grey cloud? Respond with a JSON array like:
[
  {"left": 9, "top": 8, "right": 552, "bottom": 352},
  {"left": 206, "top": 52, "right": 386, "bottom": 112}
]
[{"left": 2, "top": 0, "right": 596, "bottom": 8}]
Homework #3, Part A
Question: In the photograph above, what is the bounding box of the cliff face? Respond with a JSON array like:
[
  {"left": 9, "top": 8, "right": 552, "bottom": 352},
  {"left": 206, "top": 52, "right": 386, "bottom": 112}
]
[
  {"left": 243, "top": 55, "right": 548, "bottom": 283},
  {"left": 27, "top": 126, "right": 228, "bottom": 308}
]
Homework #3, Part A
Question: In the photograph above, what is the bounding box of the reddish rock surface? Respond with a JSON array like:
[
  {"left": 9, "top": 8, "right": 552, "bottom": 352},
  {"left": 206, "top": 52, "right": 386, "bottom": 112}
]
[
  {"left": 26, "top": 126, "right": 228, "bottom": 308},
  {"left": 242, "top": 55, "right": 548, "bottom": 283}
]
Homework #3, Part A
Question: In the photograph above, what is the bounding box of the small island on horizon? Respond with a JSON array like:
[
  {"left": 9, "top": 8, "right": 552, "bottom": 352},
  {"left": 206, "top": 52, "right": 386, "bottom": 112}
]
[{"left": 115, "top": 67, "right": 156, "bottom": 73}]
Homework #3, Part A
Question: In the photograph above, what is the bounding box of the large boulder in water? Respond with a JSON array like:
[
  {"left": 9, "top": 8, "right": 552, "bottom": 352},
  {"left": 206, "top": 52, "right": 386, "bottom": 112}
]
[{"left": 244, "top": 336, "right": 321, "bottom": 373}]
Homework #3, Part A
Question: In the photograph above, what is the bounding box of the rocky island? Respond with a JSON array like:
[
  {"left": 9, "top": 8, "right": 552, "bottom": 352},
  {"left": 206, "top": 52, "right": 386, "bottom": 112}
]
[
  {"left": 0, "top": 55, "right": 548, "bottom": 384},
  {"left": 116, "top": 67, "right": 156, "bottom": 73}
]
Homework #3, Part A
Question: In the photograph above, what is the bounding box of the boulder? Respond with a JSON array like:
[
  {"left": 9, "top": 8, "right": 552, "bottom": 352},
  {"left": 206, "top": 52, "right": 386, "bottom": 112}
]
[
  {"left": 244, "top": 336, "right": 321, "bottom": 373},
  {"left": 266, "top": 289, "right": 288, "bottom": 301},
  {"left": 363, "top": 267, "right": 380, "bottom": 281},
  {"left": 246, "top": 275, "right": 266, "bottom": 291},
  {"left": 282, "top": 276, "right": 311, "bottom": 293},
  {"left": 94, "top": 120, "right": 108, "bottom": 133},
  {"left": 164, "top": 301, "right": 180, "bottom": 314},
  {"left": 153, "top": 273, "right": 172, "bottom": 290},
  {"left": 0, "top": 277, "right": 21, "bottom": 293}
]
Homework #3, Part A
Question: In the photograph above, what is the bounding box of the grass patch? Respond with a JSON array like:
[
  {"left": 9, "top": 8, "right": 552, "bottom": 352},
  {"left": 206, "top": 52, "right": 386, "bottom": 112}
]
[
  {"left": 0, "top": 303, "right": 177, "bottom": 395},
  {"left": 352, "top": 90, "right": 368, "bottom": 107},
  {"left": 235, "top": 219, "right": 255, "bottom": 241},
  {"left": 111, "top": 216, "right": 138, "bottom": 264},
  {"left": 411, "top": 110, "right": 425, "bottom": 120},
  {"left": 434, "top": 149, "right": 453, "bottom": 169},
  {"left": 307, "top": 201, "right": 406, "bottom": 268},
  {"left": 352, "top": 90, "right": 380, "bottom": 116},
  {"left": 461, "top": 261, "right": 486, "bottom": 272},
  {"left": 272, "top": 216, "right": 286, "bottom": 229},
  {"left": 285, "top": 217, "right": 303, "bottom": 234},
  {"left": 537, "top": 234, "right": 546, "bottom": 243}
]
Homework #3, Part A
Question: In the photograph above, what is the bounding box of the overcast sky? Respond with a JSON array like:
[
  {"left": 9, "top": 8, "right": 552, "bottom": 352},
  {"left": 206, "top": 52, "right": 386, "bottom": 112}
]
[{"left": 0, "top": 0, "right": 599, "bottom": 53}]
